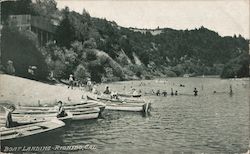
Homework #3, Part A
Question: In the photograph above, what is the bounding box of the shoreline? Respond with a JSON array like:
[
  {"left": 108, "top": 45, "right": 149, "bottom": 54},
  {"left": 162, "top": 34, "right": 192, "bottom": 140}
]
[
  {"left": 0, "top": 74, "right": 249, "bottom": 106},
  {"left": 0, "top": 74, "right": 92, "bottom": 107}
]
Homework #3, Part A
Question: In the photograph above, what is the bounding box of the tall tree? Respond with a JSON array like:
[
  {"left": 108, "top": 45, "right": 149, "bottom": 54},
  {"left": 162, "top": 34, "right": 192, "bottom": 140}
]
[{"left": 55, "top": 7, "right": 75, "bottom": 48}]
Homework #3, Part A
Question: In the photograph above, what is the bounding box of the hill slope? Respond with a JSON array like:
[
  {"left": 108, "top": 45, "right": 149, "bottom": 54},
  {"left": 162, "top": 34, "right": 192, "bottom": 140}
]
[{"left": 1, "top": 0, "right": 249, "bottom": 82}]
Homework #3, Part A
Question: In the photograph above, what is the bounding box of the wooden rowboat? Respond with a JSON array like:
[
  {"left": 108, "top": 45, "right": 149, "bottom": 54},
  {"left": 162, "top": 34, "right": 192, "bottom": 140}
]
[
  {"left": 0, "top": 118, "right": 65, "bottom": 144},
  {"left": 18, "top": 100, "right": 106, "bottom": 111},
  {"left": 13, "top": 99, "right": 105, "bottom": 121},
  {"left": 0, "top": 111, "right": 72, "bottom": 126},
  {"left": 87, "top": 95, "right": 151, "bottom": 113},
  {"left": 12, "top": 107, "right": 100, "bottom": 121},
  {"left": 89, "top": 95, "right": 145, "bottom": 104}
]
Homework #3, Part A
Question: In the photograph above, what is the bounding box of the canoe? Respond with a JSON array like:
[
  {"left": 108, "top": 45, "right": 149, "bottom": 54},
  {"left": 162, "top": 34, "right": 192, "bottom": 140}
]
[
  {"left": 87, "top": 95, "right": 151, "bottom": 113},
  {"left": 0, "top": 118, "right": 65, "bottom": 143},
  {"left": 117, "top": 93, "right": 142, "bottom": 98}
]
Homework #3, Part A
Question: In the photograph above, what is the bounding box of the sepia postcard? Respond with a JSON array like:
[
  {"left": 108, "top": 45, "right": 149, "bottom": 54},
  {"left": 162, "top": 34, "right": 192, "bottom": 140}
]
[{"left": 0, "top": 0, "right": 249, "bottom": 153}]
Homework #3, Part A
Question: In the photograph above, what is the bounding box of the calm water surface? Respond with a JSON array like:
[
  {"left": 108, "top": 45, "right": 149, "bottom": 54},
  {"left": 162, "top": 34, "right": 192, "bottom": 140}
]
[{"left": 2, "top": 77, "right": 250, "bottom": 153}]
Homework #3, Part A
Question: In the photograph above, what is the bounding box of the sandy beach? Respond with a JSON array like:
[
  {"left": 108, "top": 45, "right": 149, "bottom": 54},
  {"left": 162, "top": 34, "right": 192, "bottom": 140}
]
[{"left": 0, "top": 74, "right": 91, "bottom": 106}]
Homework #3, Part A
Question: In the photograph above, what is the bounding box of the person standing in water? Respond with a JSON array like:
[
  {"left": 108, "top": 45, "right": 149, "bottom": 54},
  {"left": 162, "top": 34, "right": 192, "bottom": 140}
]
[
  {"left": 162, "top": 90, "right": 167, "bottom": 96},
  {"left": 229, "top": 85, "right": 233, "bottom": 96},
  {"left": 175, "top": 91, "right": 178, "bottom": 95},
  {"left": 156, "top": 90, "right": 161, "bottom": 96},
  {"left": 171, "top": 88, "right": 174, "bottom": 96},
  {"left": 193, "top": 88, "right": 198, "bottom": 96}
]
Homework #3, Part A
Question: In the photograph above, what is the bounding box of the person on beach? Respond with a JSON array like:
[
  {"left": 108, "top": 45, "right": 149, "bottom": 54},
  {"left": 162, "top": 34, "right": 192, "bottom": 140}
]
[
  {"left": 111, "top": 91, "right": 118, "bottom": 99},
  {"left": 193, "top": 88, "right": 198, "bottom": 96},
  {"left": 68, "top": 74, "right": 74, "bottom": 89},
  {"left": 92, "top": 84, "right": 98, "bottom": 94},
  {"left": 5, "top": 105, "right": 17, "bottom": 128},
  {"left": 132, "top": 89, "right": 139, "bottom": 95},
  {"left": 87, "top": 78, "right": 92, "bottom": 91},
  {"left": 57, "top": 101, "right": 67, "bottom": 118},
  {"left": 104, "top": 86, "right": 111, "bottom": 94},
  {"left": 171, "top": 88, "right": 174, "bottom": 96}
]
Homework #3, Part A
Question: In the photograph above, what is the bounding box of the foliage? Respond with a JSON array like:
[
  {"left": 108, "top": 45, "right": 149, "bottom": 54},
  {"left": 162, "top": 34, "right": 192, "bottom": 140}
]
[
  {"left": 2, "top": 26, "right": 48, "bottom": 79},
  {"left": 74, "top": 64, "right": 90, "bottom": 82},
  {"left": 220, "top": 51, "right": 250, "bottom": 78},
  {"left": 2, "top": 0, "right": 249, "bottom": 82}
]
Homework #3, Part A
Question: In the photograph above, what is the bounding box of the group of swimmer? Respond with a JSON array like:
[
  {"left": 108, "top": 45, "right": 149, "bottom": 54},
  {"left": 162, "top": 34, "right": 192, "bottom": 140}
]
[
  {"left": 152, "top": 87, "right": 198, "bottom": 96},
  {"left": 213, "top": 85, "right": 233, "bottom": 96},
  {"left": 94, "top": 81, "right": 234, "bottom": 99}
]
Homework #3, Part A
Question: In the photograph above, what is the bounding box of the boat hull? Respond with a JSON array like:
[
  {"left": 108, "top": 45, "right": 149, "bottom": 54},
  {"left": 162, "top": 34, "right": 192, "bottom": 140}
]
[
  {"left": 11, "top": 108, "right": 99, "bottom": 121},
  {"left": 13, "top": 100, "right": 104, "bottom": 121},
  {"left": 0, "top": 119, "right": 65, "bottom": 148},
  {"left": 87, "top": 95, "right": 151, "bottom": 113},
  {"left": 71, "top": 112, "right": 99, "bottom": 120},
  {"left": 117, "top": 93, "right": 142, "bottom": 98}
]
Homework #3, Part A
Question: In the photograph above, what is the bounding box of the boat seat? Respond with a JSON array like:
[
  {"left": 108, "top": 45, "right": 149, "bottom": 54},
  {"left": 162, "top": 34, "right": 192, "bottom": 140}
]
[
  {"left": 25, "top": 126, "right": 44, "bottom": 131},
  {"left": 1, "top": 130, "right": 19, "bottom": 136}
]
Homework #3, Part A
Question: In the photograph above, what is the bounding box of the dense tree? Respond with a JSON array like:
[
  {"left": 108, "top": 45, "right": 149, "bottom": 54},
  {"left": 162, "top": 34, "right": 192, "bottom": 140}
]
[
  {"left": 2, "top": 0, "right": 249, "bottom": 82},
  {"left": 2, "top": 26, "right": 48, "bottom": 79},
  {"left": 55, "top": 8, "right": 75, "bottom": 48}
]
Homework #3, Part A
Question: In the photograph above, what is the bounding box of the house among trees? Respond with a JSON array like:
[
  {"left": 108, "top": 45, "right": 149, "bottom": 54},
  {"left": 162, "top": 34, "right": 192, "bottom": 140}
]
[{"left": 8, "top": 14, "right": 57, "bottom": 45}]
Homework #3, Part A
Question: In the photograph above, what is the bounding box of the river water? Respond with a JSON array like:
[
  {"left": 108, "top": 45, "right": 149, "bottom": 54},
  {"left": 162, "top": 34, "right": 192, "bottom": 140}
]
[
  {"left": 2, "top": 77, "right": 250, "bottom": 153},
  {"left": 61, "top": 77, "right": 249, "bottom": 154}
]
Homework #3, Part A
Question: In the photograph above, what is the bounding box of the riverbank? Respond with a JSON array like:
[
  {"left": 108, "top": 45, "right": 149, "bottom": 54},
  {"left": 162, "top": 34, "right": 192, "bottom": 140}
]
[{"left": 0, "top": 74, "right": 92, "bottom": 106}]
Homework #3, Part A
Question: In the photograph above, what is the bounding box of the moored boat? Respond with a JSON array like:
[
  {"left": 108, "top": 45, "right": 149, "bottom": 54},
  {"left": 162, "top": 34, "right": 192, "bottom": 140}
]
[
  {"left": 0, "top": 118, "right": 65, "bottom": 144},
  {"left": 87, "top": 95, "right": 151, "bottom": 113},
  {"left": 12, "top": 107, "right": 100, "bottom": 121},
  {"left": 13, "top": 99, "right": 105, "bottom": 121},
  {"left": 87, "top": 95, "right": 145, "bottom": 104},
  {"left": 117, "top": 93, "right": 142, "bottom": 98},
  {"left": 18, "top": 100, "right": 105, "bottom": 111},
  {"left": 0, "top": 111, "right": 73, "bottom": 125}
]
